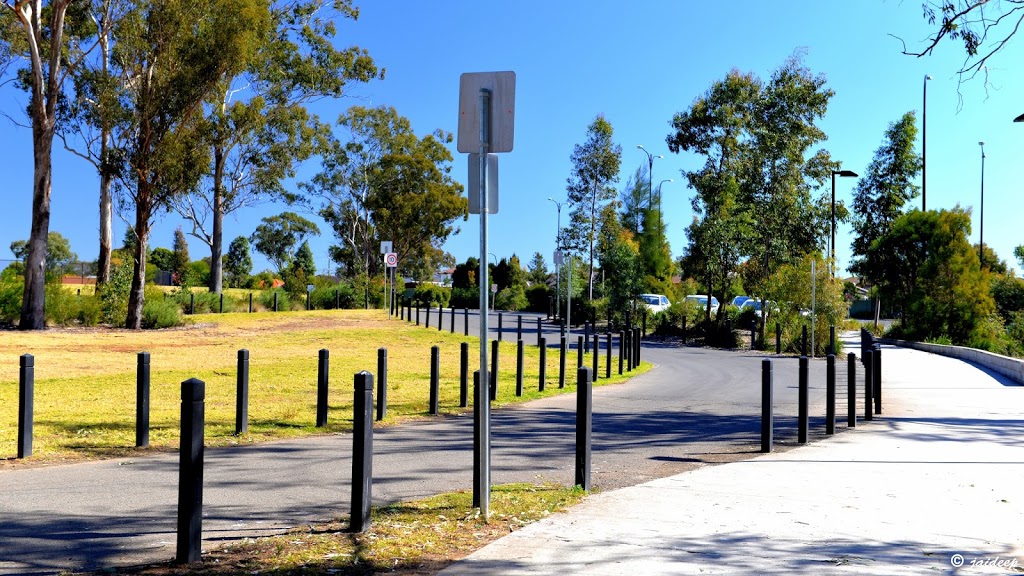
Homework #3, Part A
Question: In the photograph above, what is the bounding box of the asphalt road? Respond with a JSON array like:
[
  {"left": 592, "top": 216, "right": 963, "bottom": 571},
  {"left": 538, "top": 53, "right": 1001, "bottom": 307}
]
[{"left": 0, "top": 310, "right": 858, "bottom": 575}]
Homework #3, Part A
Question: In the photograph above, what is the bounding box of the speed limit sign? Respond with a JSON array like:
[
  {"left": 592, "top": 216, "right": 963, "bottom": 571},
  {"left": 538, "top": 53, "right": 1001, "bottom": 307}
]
[{"left": 384, "top": 252, "right": 398, "bottom": 268}]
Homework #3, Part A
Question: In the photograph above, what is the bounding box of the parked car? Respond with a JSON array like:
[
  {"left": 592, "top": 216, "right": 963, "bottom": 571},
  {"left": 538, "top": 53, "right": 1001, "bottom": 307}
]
[
  {"left": 741, "top": 298, "right": 776, "bottom": 318},
  {"left": 731, "top": 295, "right": 751, "bottom": 308},
  {"left": 684, "top": 294, "right": 720, "bottom": 315},
  {"left": 641, "top": 293, "right": 671, "bottom": 314}
]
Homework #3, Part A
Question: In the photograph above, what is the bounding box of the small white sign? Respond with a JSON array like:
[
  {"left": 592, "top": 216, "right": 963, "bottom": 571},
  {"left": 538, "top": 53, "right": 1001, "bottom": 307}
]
[
  {"left": 380, "top": 241, "right": 393, "bottom": 254},
  {"left": 491, "top": 283, "right": 498, "bottom": 293},
  {"left": 306, "top": 284, "right": 314, "bottom": 292},
  {"left": 384, "top": 252, "right": 398, "bottom": 268}
]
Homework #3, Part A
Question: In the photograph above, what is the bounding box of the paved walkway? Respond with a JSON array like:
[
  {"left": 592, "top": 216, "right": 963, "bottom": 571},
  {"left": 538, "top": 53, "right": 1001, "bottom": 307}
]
[{"left": 439, "top": 341, "right": 1024, "bottom": 575}]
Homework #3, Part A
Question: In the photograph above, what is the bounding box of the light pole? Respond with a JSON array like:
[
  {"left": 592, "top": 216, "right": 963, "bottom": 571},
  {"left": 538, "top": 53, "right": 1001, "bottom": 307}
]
[
  {"left": 923, "top": 74, "right": 931, "bottom": 211},
  {"left": 636, "top": 145, "right": 663, "bottom": 216},
  {"left": 830, "top": 169, "right": 858, "bottom": 278},
  {"left": 656, "top": 178, "right": 673, "bottom": 232},
  {"left": 548, "top": 197, "right": 563, "bottom": 319},
  {"left": 979, "top": 141, "right": 986, "bottom": 266}
]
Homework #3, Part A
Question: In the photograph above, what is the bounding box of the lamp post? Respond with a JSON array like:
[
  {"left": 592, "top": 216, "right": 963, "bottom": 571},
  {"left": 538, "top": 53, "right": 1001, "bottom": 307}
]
[
  {"left": 830, "top": 170, "right": 858, "bottom": 278},
  {"left": 923, "top": 74, "right": 931, "bottom": 211},
  {"left": 636, "top": 145, "right": 663, "bottom": 216},
  {"left": 979, "top": 141, "right": 986, "bottom": 266},
  {"left": 656, "top": 178, "right": 673, "bottom": 232},
  {"left": 548, "top": 197, "right": 563, "bottom": 320}
]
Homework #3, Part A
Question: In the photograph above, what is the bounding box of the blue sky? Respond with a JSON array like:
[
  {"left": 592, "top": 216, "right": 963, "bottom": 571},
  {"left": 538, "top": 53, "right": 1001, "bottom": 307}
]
[{"left": 2, "top": 0, "right": 1022, "bottom": 278}]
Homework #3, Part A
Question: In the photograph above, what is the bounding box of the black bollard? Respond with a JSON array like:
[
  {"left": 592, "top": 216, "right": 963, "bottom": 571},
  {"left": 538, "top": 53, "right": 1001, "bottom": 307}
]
[
  {"left": 584, "top": 322, "right": 590, "bottom": 354},
  {"left": 336, "top": 289, "right": 341, "bottom": 311},
  {"left": 847, "top": 352, "right": 857, "bottom": 428},
  {"left": 592, "top": 332, "right": 599, "bottom": 381},
  {"left": 377, "top": 348, "right": 388, "bottom": 421},
  {"left": 776, "top": 322, "right": 781, "bottom": 354},
  {"left": 864, "top": 349, "right": 874, "bottom": 421},
  {"left": 539, "top": 337, "right": 547, "bottom": 391},
  {"left": 190, "top": 293, "right": 195, "bottom": 315},
  {"left": 624, "top": 329, "right": 632, "bottom": 372},
  {"left": 249, "top": 292, "right": 253, "bottom": 313},
  {"left": 559, "top": 336, "right": 567, "bottom": 389},
  {"left": 416, "top": 305, "right": 420, "bottom": 326},
  {"left": 605, "top": 332, "right": 612, "bottom": 379},
  {"left": 517, "top": 315, "right": 523, "bottom": 341},
  {"left": 430, "top": 346, "right": 440, "bottom": 415},
  {"left": 874, "top": 345, "right": 882, "bottom": 415},
  {"left": 575, "top": 366, "right": 593, "bottom": 490},
  {"left": 760, "top": 359, "right": 773, "bottom": 452},
  {"left": 537, "top": 318, "right": 542, "bottom": 347},
  {"left": 642, "top": 314, "right": 647, "bottom": 337},
  {"left": 472, "top": 370, "right": 482, "bottom": 507},
  {"left": 498, "top": 312, "right": 503, "bottom": 342},
  {"left": 350, "top": 371, "right": 374, "bottom": 533},
  {"left": 634, "top": 327, "right": 642, "bottom": 367},
  {"left": 561, "top": 316, "right": 566, "bottom": 338},
  {"left": 682, "top": 316, "right": 687, "bottom": 343},
  {"left": 236, "top": 349, "right": 249, "bottom": 435},
  {"left": 798, "top": 356, "right": 809, "bottom": 444},
  {"left": 18, "top": 354, "right": 34, "bottom": 458},
  {"left": 459, "top": 342, "right": 469, "bottom": 408},
  {"left": 826, "top": 354, "right": 836, "bottom": 435},
  {"left": 273, "top": 291, "right": 278, "bottom": 313},
  {"left": 438, "top": 304, "right": 443, "bottom": 332},
  {"left": 801, "top": 325, "right": 807, "bottom": 356},
  {"left": 306, "top": 290, "right": 311, "bottom": 311},
  {"left": 516, "top": 339, "right": 524, "bottom": 397},
  {"left": 464, "top": 308, "right": 469, "bottom": 336},
  {"left": 316, "top": 349, "right": 329, "bottom": 427},
  {"left": 577, "top": 335, "right": 584, "bottom": 369},
  {"left": 220, "top": 293, "right": 224, "bottom": 314},
  {"left": 176, "top": 378, "right": 205, "bottom": 564},
  {"left": 450, "top": 306, "right": 456, "bottom": 334},
  {"left": 490, "top": 339, "right": 499, "bottom": 401},
  {"left": 137, "top": 352, "right": 151, "bottom": 447},
  {"left": 829, "top": 325, "right": 836, "bottom": 355},
  {"left": 425, "top": 305, "right": 430, "bottom": 329}
]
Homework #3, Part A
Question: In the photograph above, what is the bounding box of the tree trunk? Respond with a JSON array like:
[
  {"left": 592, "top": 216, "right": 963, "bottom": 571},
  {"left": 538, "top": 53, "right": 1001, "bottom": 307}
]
[
  {"left": 126, "top": 198, "right": 151, "bottom": 329},
  {"left": 97, "top": 168, "right": 113, "bottom": 286},
  {"left": 208, "top": 147, "right": 225, "bottom": 293},
  {"left": 19, "top": 128, "right": 55, "bottom": 330}
]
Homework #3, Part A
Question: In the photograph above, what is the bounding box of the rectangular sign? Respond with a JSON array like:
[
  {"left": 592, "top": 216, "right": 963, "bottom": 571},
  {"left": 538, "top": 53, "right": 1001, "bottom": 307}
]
[
  {"left": 468, "top": 153, "right": 499, "bottom": 214},
  {"left": 457, "top": 71, "right": 516, "bottom": 153},
  {"left": 380, "top": 241, "right": 392, "bottom": 254}
]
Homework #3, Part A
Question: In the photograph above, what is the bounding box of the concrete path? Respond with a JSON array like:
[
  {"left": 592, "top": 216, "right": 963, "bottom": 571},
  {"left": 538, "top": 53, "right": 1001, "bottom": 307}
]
[{"left": 438, "top": 340, "right": 1024, "bottom": 575}]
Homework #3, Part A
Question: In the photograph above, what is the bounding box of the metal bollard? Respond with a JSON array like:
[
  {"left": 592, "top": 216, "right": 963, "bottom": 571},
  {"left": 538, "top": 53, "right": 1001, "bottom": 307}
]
[
  {"left": 874, "top": 345, "right": 882, "bottom": 415},
  {"left": 350, "top": 371, "right": 374, "bottom": 533},
  {"left": 539, "top": 337, "right": 547, "bottom": 391},
  {"left": 577, "top": 335, "right": 584, "bottom": 369},
  {"left": 517, "top": 315, "right": 523, "bottom": 341},
  {"left": 460, "top": 342, "right": 469, "bottom": 408},
  {"left": 798, "top": 356, "right": 808, "bottom": 444},
  {"left": 438, "top": 304, "right": 443, "bottom": 331},
  {"left": 592, "top": 332, "right": 599, "bottom": 381},
  {"left": 619, "top": 330, "right": 625, "bottom": 375},
  {"left": 605, "top": 332, "right": 612, "bottom": 379},
  {"left": 625, "top": 329, "right": 632, "bottom": 372},
  {"left": 826, "top": 354, "right": 836, "bottom": 435},
  {"left": 776, "top": 322, "right": 781, "bottom": 354},
  {"left": 377, "top": 348, "right": 388, "bottom": 421},
  {"left": 498, "top": 312, "right": 503, "bottom": 342},
  {"left": 490, "top": 340, "right": 499, "bottom": 401},
  {"left": 634, "top": 327, "right": 642, "bottom": 367},
  {"left": 220, "top": 293, "right": 224, "bottom": 314},
  {"left": 751, "top": 320, "right": 757, "bottom": 350},
  {"left": 464, "top": 308, "right": 469, "bottom": 336},
  {"left": 451, "top": 306, "right": 456, "bottom": 334},
  {"left": 273, "top": 291, "right": 278, "bottom": 313},
  {"left": 516, "top": 339, "right": 524, "bottom": 397},
  {"left": 430, "top": 346, "right": 440, "bottom": 415},
  {"left": 176, "top": 378, "right": 205, "bottom": 564},
  {"left": 761, "top": 359, "right": 773, "bottom": 453},
  {"left": 584, "top": 322, "right": 590, "bottom": 353},
  {"left": 801, "top": 325, "right": 807, "bottom": 357},
  {"left": 559, "top": 336, "right": 567, "bottom": 389},
  {"left": 416, "top": 306, "right": 420, "bottom": 326},
  {"left": 236, "top": 349, "right": 249, "bottom": 435},
  {"left": 425, "top": 305, "right": 430, "bottom": 329},
  {"left": 829, "top": 325, "right": 836, "bottom": 356},
  {"left": 575, "top": 366, "right": 593, "bottom": 490},
  {"left": 864, "top": 349, "right": 874, "bottom": 421},
  {"left": 137, "top": 352, "right": 151, "bottom": 447},
  {"left": 190, "top": 293, "right": 195, "bottom": 315},
  {"left": 316, "top": 349, "right": 329, "bottom": 427},
  {"left": 249, "top": 292, "right": 253, "bottom": 313},
  {"left": 847, "top": 352, "right": 856, "bottom": 428},
  {"left": 18, "top": 354, "right": 34, "bottom": 458},
  {"left": 537, "top": 318, "right": 542, "bottom": 347},
  {"left": 306, "top": 291, "right": 310, "bottom": 311}
]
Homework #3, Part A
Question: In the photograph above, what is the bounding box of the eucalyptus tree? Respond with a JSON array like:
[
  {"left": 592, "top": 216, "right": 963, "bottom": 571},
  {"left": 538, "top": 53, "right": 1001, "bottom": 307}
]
[
  {"left": 562, "top": 115, "right": 622, "bottom": 300},
  {"left": 618, "top": 165, "right": 648, "bottom": 236},
  {"left": 849, "top": 112, "right": 922, "bottom": 277},
  {"left": 249, "top": 211, "right": 320, "bottom": 274},
  {"left": 172, "top": 0, "right": 380, "bottom": 294},
  {"left": 105, "top": 0, "right": 270, "bottom": 328},
  {"left": 1, "top": 0, "right": 90, "bottom": 328}
]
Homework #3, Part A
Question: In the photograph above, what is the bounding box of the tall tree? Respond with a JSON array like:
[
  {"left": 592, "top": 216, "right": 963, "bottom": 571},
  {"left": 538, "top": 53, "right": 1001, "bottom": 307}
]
[
  {"left": 10, "top": 231, "right": 77, "bottom": 275},
  {"left": 596, "top": 202, "right": 642, "bottom": 321},
  {"left": 849, "top": 112, "right": 922, "bottom": 277},
  {"left": 250, "top": 211, "right": 320, "bottom": 273},
  {"left": 526, "top": 252, "right": 548, "bottom": 285},
  {"left": 173, "top": 0, "right": 380, "bottom": 294},
  {"left": 562, "top": 115, "right": 622, "bottom": 300},
  {"left": 171, "top": 228, "right": 190, "bottom": 285},
  {"left": 1, "top": 0, "right": 82, "bottom": 328},
  {"left": 618, "top": 165, "right": 649, "bottom": 236},
  {"left": 224, "top": 235, "right": 253, "bottom": 288},
  {"left": 305, "top": 105, "right": 466, "bottom": 280}
]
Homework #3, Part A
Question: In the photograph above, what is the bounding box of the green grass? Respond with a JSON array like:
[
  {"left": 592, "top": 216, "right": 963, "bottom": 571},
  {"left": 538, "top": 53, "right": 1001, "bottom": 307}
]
[{"left": 0, "top": 310, "right": 650, "bottom": 464}]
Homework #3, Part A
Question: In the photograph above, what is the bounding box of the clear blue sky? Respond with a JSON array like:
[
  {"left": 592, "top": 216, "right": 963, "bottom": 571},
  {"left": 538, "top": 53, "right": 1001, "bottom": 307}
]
[{"left": 2, "top": 0, "right": 1022, "bottom": 278}]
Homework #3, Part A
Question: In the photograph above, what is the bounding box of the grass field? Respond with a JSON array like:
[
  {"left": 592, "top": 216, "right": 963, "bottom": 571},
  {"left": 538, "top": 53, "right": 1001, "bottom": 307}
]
[{"left": 0, "top": 310, "right": 649, "bottom": 464}]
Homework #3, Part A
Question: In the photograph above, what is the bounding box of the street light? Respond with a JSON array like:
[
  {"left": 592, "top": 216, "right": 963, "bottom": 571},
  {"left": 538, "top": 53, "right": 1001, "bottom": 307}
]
[
  {"left": 923, "top": 74, "right": 932, "bottom": 211},
  {"left": 656, "top": 178, "right": 673, "bottom": 231},
  {"left": 636, "top": 145, "right": 663, "bottom": 216},
  {"left": 979, "top": 141, "right": 986, "bottom": 266},
  {"left": 548, "top": 197, "right": 563, "bottom": 319},
  {"left": 830, "top": 169, "right": 858, "bottom": 278}
]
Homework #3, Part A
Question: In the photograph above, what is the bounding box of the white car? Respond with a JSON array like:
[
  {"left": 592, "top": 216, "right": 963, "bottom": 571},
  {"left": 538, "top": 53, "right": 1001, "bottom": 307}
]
[
  {"left": 641, "top": 293, "right": 671, "bottom": 314},
  {"left": 741, "top": 298, "right": 775, "bottom": 318},
  {"left": 684, "top": 294, "right": 720, "bottom": 315}
]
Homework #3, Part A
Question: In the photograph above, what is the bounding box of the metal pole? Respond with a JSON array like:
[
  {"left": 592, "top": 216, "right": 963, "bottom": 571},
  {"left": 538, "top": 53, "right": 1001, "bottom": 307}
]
[
  {"left": 476, "top": 88, "right": 492, "bottom": 518},
  {"left": 979, "top": 141, "right": 985, "bottom": 266},
  {"left": 923, "top": 74, "right": 930, "bottom": 211},
  {"left": 830, "top": 172, "right": 836, "bottom": 278}
]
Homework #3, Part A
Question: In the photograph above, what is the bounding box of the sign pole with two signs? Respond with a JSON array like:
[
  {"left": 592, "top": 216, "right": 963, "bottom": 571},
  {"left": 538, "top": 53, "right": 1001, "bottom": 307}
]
[
  {"left": 381, "top": 241, "right": 393, "bottom": 316},
  {"left": 458, "top": 70, "right": 515, "bottom": 518}
]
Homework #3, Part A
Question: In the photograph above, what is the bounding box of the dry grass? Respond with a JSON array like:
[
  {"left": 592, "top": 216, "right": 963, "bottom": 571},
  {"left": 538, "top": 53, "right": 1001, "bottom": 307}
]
[
  {"left": 79, "top": 483, "right": 587, "bottom": 576},
  {"left": 1, "top": 310, "right": 649, "bottom": 464}
]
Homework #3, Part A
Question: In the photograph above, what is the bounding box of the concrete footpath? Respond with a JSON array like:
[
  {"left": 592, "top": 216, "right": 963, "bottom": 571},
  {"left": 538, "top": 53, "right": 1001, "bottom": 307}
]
[{"left": 439, "top": 341, "right": 1024, "bottom": 575}]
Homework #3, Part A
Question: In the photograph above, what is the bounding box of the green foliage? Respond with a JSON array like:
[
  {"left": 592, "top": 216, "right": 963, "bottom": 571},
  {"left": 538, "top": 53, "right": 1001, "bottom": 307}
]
[
  {"left": 526, "top": 252, "right": 549, "bottom": 285},
  {"left": 99, "top": 258, "right": 134, "bottom": 325},
  {"left": 76, "top": 295, "right": 102, "bottom": 327},
  {"left": 293, "top": 240, "right": 316, "bottom": 279},
  {"left": 9, "top": 232, "right": 79, "bottom": 277},
  {"left": 452, "top": 257, "right": 479, "bottom": 289},
  {"left": 0, "top": 279, "right": 23, "bottom": 325},
  {"left": 149, "top": 247, "right": 175, "bottom": 272},
  {"left": 142, "top": 298, "right": 185, "bottom": 329},
  {"left": 1015, "top": 246, "right": 1024, "bottom": 271},
  {"left": 250, "top": 212, "right": 321, "bottom": 273},
  {"left": 44, "top": 283, "right": 78, "bottom": 326},
  {"left": 526, "top": 284, "right": 550, "bottom": 313},
  {"left": 172, "top": 228, "right": 191, "bottom": 285},
  {"left": 225, "top": 236, "right": 254, "bottom": 288},
  {"left": 414, "top": 283, "right": 450, "bottom": 307},
  {"left": 991, "top": 275, "right": 1024, "bottom": 324},
  {"left": 311, "top": 282, "right": 356, "bottom": 309},
  {"left": 258, "top": 288, "right": 292, "bottom": 311},
  {"left": 766, "top": 254, "right": 847, "bottom": 355},
  {"left": 849, "top": 112, "right": 921, "bottom": 276},
  {"left": 494, "top": 285, "right": 528, "bottom": 312}
]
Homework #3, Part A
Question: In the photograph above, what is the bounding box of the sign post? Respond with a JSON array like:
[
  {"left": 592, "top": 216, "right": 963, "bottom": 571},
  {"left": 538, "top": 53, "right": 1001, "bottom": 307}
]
[
  {"left": 458, "top": 71, "right": 515, "bottom": 519},
  {"left": 381, "top": 241, "right": 393, "bottom": 316}
]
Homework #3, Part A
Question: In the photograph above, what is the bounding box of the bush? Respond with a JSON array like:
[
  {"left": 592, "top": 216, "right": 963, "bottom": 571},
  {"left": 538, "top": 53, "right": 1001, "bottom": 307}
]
[
  {"left": 0, "top": 279, "right": 23, "bottom": 325},
  {"left": 414, "top": 283, "right": 451, "bottom": 307},
  {"left": 494, "top": 285, "right": 528, "bottom": 311},
  {"left": 312, "top": 283, "right": 357, "bottom": 309},
  {"left": 449, "top": 286, "right": 478, "bottom": 309},
  {"left": 45, "top": 284, "right": 78, "bottom": 326},
  {"left": 258, "top": 288, "right": 291, "bottom": 311},
  {"left": 525, "top": 284, "right": 550, "bottom": 313},
  {"left": 142, "top": 297, "right": 185, "bottom": 328},
  {"left": 99, "top": 259, "right": 133, "bottom": 325},
  {"left": 77, "top": 295, "right": 102, "bottom": 327}
]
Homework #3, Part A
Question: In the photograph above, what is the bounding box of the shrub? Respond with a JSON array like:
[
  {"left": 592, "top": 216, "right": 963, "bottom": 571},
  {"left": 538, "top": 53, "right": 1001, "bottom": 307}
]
[
  {"left": 258, "top": 288, "right": 291, "bottom": 311},
  {"left": 142, "top": 297, "right": 185, "bottom": 329},
  {"left": 0, "top": 279, "right": 23, "bottom": 325},
  {"left": 494, "top": 285, "right": 528, "bottom": 311},
  {"left": 312, "top": 283, "right": 356, "bottom": 309},
  {"left": 525, "top": 284, "right": 550, "bottom": 313},
  {"left": 77, "top": 295, "right": 102, "bottom": 327},
  {"left": 99, "top": 259, "right": 133, "bottom": 325},
  {"left": 45, "top": 284, "right": 78, "bottom": 326}
]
